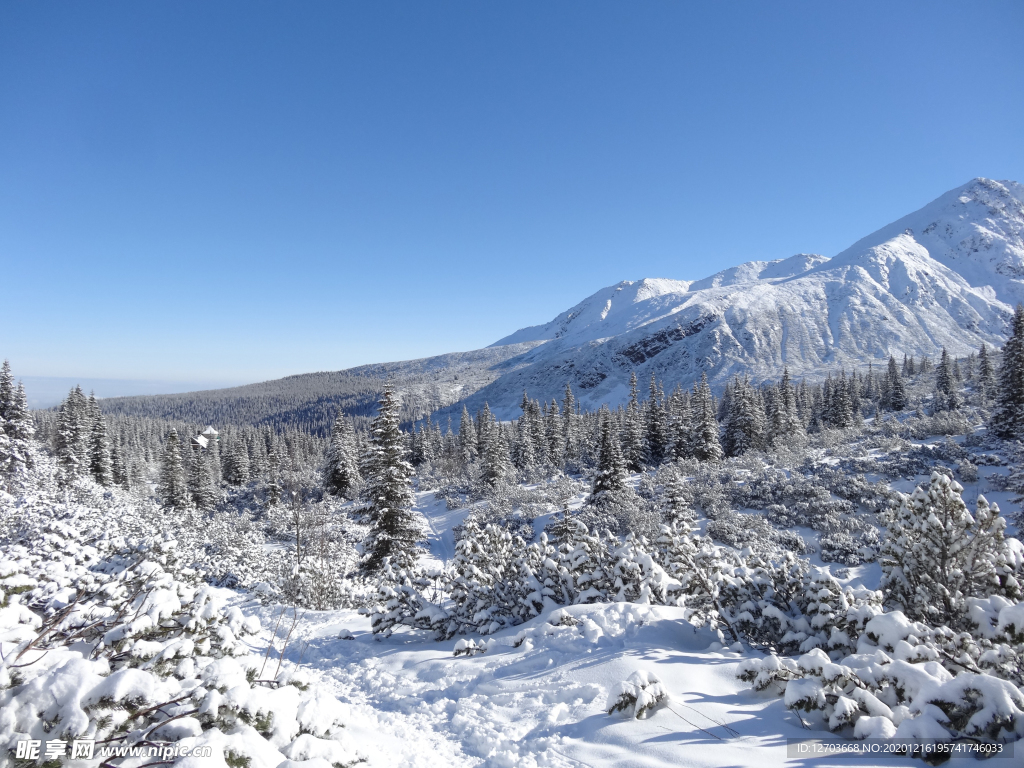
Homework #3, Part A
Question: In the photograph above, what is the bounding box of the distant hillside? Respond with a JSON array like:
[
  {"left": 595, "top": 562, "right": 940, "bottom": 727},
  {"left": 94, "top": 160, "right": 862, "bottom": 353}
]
[{"left": 98, "top": 343, "right": 542, "bottom": 434}]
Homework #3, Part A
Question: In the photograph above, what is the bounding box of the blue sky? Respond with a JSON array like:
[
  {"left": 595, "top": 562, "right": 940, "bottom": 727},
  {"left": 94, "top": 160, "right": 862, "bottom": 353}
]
[{"left": 2, "top": 1, "right": 1022, "bottom": 388}]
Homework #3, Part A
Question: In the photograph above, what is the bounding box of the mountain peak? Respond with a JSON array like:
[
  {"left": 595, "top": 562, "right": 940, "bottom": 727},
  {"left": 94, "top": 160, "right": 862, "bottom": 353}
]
[
  {"left": 835, "top": 177, "right": 1024, "bottom": 305},
  {"left": 473, "top": 177, "right": 1019, "bottom": 416}
]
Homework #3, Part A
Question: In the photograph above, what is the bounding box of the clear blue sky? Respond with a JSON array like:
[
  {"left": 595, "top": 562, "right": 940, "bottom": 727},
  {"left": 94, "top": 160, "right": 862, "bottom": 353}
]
[{"left": 2, "top": 1, "right": 1022, "bottom": 385}]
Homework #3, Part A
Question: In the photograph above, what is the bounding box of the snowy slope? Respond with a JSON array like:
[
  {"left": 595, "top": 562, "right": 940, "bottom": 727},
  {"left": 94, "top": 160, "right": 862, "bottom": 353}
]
[{"left": 445, "top": 178, "right": 1018, "bottom": 418}]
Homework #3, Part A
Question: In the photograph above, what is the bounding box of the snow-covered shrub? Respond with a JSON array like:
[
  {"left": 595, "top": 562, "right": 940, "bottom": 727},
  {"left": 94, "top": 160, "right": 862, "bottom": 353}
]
[
  {"left": 957, "top": 459, "right": 979, "bottom": 483},
  {"left": 606, "top": 670, "right": 668, "bottom": 719},
  {"left": 453, "top": 638, "right": 487, "bottom": 657},
  {"left": 819, "top": 531, "right": 876, "bottom": 566},
  {"left": 363, "top": 561, "right": 454, "bottom": 639},
  {"left": 880, "top": 473, "right": 1022, "bottom": 629},
  {"left": 0, "top": 517, "right": 360, "bottom": 768},
  {"left": 706, "top": 509, "right": 813, "bottom": 557},
  {"left": 739, "top": 607, "right": 1024, "bottom": 750},
  {"left": 576, "top": 487, "right": 661, "bottom": 540},
  {"left": 706, "top": 511, "right": 776, "bottom": 554}
]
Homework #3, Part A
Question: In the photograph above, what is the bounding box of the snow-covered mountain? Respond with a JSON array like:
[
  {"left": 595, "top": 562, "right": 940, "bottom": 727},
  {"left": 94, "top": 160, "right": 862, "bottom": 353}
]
[
  {"left": 452, "top": 178, "right": 1021, "bottom": 417},
  {"left": 94, "top": 178, "right": 1022, "bottom": 426}
]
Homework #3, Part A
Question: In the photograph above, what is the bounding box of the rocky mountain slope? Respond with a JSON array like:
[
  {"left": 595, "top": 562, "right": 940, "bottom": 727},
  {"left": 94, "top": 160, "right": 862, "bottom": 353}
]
[{"left": 450, "top": 177, "right": 1020, "bottom": 418}]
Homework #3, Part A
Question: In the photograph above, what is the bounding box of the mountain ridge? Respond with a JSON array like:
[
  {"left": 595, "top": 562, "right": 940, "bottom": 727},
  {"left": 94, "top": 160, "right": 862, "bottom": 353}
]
[{"left": 96, "top": 177, "right": 1020, "bottom": 428}]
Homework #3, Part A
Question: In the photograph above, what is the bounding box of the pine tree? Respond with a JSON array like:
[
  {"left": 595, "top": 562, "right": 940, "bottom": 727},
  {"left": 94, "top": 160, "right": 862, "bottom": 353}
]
[
  {"left": 87, "top": 395, "right": 112, "bottom": 486},
  {"left": 324, "top": 412, "right": 361, "bottom": 497},
  {"left": 58, "top": 385, "right": 92, "bottom": 469},
  {"left": 884, "top": 355, "right": 907, "bottom": 411},
  {"left": 722, "top": 377, "right": 764, "bottom": 456},
  {"left": 590, "top": 407, "right": 628, "bottom": 503},
  {"left": 54, "top": 398, "right": 80, "bottom": 489},
  {"left": 189, "top": 447, "right": 218, "bottom": 510},
  {"left": 361, "top": 383, "right": 419, "bottom": 572},
  {"left": 265, "top": 451, "right": 282, "bottom": 507},
  {"left": 458, "top": 405, "right": 478, "bottom": 465},
  {"left": 111, "top": 442, "right": 130, "bottom": 491},
  {"left": 0, "top": 361, "right": 13, "bottom": 424},
  {"left": 623, "top": 372, "right": 646, "bottom": 471},
  {"left": 829, "top": 371, "right": 853, "bottom": 428},
  {"left": 159, "top": 429, "right": 190, "bottom": 510},
  {"left": 993, "top": 304, "right": 1024, "bottom": 439},
  {"left": 667, "top": 389, "right": 691, "bottom": 460},
  {"left": 206, "top": 428, "right": 222, "bottom": 484},
  {"left": 691, "top": 373, "right": 724, "bottom": 463},
  {"left": 977, "top": 343, "right": 996, "bottom": 402},
  {"left": 562, "top": 383, "right": 579, "bottom": 464},
  {"left": 0, "top": 365, "right": 34, "bottom": 484},
  {"left": 479, "top": 404, "right": 513, "bottom": 487},
  {"left": 223, "top": 436, "right": 251, "bottom": 486},
  {"left": 661, "top": 463, "right": 693, "bottom": 526},
  {"left": 645, "top": 374, "right": 668, "bottom": 465}
]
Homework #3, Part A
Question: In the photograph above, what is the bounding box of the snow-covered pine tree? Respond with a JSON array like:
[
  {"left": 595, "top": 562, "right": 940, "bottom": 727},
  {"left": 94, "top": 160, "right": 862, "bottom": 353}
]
[
  {"left": 562, "top": 382, "right": 579, "bottom": 464},
  {"left": 360, "top": 382, "right": 419, "bottom": 572},
  {"left": 248, "top": 432, "right": 268, "bottom": 479},
  {"left": 645, "top": 374, "right": 668, "bottom": 465},
  {"left": 479, "top": 403, "right": 513, "bottom": 487},
  {"left": 110, "top": 441, "right": 130, "bottom": 491},
  {"left": 669, "top": 388, "right": 694, "bottom": 459},
  {"left": 61, "top": 385, "right": 92, "bottom": 468},
  {"left": 848, "top": 371, "right": 862, "bottom": 420},
  {"left": 884, "top": 355, "right": 907, "bottom": 411},
  {"left": 189, "top": 445, "right": 218, "bottom": 510},
  {"left": 265, "top": 450, "right": 282, "bottom": 506},
  {"left": 223, "top": 436, "right": 251, "bottom": 486},
  {"left": 87, "top": 394, "right": 112, "bottom": 486},
  {"left": 828, "top": 371, "right": 853, "bottom": 428},
  {"left": 527, "top": 397, "right": 549, "bottom": 468},
  {"left": 449, "top": 515, "right": 524, "bottom": 633},
  {"left": 977, "top": 342, "right": 996, "bottom": 402},
  {"left": 0, "top": 360, "right": 12, "bottom": 422},
  {"left": 590, "top": 406, "right": 628, "bottom": 504},
  {"left": 323, "top": 412, "right": 361, "bottom": 497},
  {"left": 623, "top": 372, "right": 646, "bottom": 471},
  {"left": 0, "top": 364, "right": 34, "bottom": 484},
  {"left": 880, "top": 472, "right": 1017, "bottom": 628},
  {"left": 458, "top": 405, "right": 478, "bottom": 465},
  {"left": 564, "top": 520, "right": 611, "bottom": 603},
  {"left": 606, "top": 533, "right": 668, "bottom": 604},
  {"left": 660, "top": 462, "right": 693, "bottom": 526},
  {"left": 993, "top": 304, "right": 1024, "bottom": 439},
  {"left": 935, "top": 347, "right": 960, "bottom": 411},
  {"left": 722, "top": 376, "right": 764, "bottom": 456},
  {"left": 206, "top": 427, "right": 222, "bottom": 484},
  {"left": 691, "top": 372, "right": 724, "bottom": 463},
  {"left": 513, "top": 415, "right": 538, "bottom": 474},
  {"left": 158, "top": 428, "right": 190, "bottom": 510},
  {"left": 54, "top": 395, "right": 81, "bottom": 489},
  {"left": 545, "top": 398, "right": 563, "bottom": 468}
]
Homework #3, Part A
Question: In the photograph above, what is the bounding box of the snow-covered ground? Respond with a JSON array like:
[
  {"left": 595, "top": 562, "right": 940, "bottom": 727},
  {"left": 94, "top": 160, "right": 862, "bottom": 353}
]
[{"left": 226, "top": 488, "right": 1005, "bottom": 768}]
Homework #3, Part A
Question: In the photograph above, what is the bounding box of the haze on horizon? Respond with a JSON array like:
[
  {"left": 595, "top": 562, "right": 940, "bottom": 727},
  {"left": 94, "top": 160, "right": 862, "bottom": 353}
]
[{"left": 2, "top": 1, "right": 1022, "bottom": 392}]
